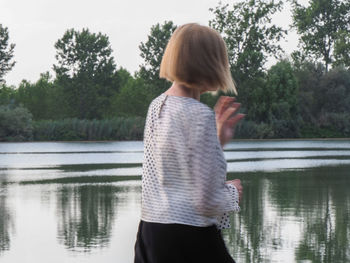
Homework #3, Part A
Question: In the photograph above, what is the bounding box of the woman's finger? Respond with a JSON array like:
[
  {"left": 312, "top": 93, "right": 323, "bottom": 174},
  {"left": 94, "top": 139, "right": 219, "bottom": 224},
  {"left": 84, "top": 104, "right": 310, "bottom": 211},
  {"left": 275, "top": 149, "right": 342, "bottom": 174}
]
[
  {"left": 214, "top": 96, "right": 235, "bottom": 117},
  {"left": 214, "top": 97, "right": 230, "bottom": 116},
  {"left": 227, "top": 113, "right": 245, "bottom": 128},
  {"left": 214, "top": 96, "right": 225, "bottom": 114},
  {"left": 218, "top": 103, "right": 241, "bottom": 123}
]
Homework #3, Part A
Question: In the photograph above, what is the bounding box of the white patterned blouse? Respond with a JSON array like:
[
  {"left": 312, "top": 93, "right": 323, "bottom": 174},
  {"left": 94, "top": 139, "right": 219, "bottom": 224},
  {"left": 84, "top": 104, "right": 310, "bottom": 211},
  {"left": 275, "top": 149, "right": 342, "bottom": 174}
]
[{"left": 140, "top": 93, "right": 240, "bottom": 230}]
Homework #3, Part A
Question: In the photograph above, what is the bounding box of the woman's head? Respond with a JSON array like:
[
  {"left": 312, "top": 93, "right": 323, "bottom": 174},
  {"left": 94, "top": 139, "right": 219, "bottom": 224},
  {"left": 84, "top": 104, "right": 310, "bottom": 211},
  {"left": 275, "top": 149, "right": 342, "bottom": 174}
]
[{"left": 159, "top": 23, "right": 237, "bottom": 95}]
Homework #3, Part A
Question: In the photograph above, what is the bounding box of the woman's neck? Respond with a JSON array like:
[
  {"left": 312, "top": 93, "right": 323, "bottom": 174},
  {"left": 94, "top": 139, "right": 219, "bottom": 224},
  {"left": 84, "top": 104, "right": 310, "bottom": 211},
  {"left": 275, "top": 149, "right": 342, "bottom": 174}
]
[{"left": 165, "top": 82, "right": 202, "bottom": 101}]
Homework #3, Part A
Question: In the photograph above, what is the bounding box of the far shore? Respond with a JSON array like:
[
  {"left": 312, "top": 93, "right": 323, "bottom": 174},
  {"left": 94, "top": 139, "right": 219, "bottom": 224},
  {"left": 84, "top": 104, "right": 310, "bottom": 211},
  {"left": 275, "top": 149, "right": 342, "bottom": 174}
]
[{"left": 1, "top": 138, "right": 350, "bottom": 143}]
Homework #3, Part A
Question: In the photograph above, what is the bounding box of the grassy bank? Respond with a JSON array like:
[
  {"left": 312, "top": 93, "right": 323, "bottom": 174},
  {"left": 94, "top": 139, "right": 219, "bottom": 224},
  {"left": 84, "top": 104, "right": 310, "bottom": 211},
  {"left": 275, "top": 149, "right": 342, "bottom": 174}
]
[
  {"left": 32, "top": 117, "right": 145, "bottom": 141},
  {"left": 1, "top": 115, "right": 350, "bottom": 142}
]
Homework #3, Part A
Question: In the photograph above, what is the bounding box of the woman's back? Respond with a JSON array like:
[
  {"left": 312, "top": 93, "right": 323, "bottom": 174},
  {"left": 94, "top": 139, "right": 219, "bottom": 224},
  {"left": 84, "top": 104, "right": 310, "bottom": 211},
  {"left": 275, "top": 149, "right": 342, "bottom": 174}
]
[{"left": 141, "top": 93, "right": 238, "bottom": 228}]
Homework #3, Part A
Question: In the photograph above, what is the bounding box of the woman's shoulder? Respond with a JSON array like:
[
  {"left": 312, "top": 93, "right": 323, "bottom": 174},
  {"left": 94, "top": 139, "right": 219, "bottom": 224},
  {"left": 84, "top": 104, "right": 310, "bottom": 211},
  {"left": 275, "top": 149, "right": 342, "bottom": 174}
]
[
  {"left": 164, "top": 94, "right": 214, "bottom": 116},
  {"left": 186, "top": 98, "right": 215, "bottom": 124},
  {"left": 147, "top": 93, "right": 215, "bottom": 125}
]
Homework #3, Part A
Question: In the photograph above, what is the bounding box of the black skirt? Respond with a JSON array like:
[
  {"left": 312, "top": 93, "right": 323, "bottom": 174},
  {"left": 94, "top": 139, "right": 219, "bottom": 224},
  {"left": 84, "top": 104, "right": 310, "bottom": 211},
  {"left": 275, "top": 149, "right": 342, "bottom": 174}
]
[{"left": 134, "top": 220, "right": 235, "bottom": 263}]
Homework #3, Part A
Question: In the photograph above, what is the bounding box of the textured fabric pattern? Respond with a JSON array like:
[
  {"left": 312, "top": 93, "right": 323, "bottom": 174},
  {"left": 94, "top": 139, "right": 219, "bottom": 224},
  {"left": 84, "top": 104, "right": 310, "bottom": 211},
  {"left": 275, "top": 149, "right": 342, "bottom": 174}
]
[{"left": 141, "top": 93, "right": 240, "bottom": 229}]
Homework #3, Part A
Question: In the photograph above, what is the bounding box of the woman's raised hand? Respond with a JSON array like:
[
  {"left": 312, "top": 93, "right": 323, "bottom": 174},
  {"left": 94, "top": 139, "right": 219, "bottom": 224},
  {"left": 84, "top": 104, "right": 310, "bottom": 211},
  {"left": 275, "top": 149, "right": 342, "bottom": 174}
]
[{"left": 214, "top": 96, "right": 245, "bottom": 147}]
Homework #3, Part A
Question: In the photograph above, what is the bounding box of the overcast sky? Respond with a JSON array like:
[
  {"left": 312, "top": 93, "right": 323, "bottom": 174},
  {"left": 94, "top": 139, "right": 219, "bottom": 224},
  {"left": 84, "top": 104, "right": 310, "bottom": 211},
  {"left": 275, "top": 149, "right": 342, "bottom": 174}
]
[{"left": 2, "top": 0, "right": 308, "bottom": 86}]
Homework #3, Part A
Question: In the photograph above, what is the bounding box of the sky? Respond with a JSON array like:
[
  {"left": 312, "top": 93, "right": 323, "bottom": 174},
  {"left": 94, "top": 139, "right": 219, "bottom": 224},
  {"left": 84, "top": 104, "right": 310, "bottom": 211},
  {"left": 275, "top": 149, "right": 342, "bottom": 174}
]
[{"left": 2, "top": 0, "right": 308, "bottom": 86}]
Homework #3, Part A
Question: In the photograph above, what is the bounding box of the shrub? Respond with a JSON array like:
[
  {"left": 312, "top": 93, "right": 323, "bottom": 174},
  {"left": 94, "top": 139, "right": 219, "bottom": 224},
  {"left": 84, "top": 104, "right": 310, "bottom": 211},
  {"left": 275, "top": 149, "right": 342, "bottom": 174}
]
[
  {"left": 235, "top": 120, "right": 274, "bottom": 139},
  {"left": 0, "top": 105, "right": 33, "bottom": 141}
]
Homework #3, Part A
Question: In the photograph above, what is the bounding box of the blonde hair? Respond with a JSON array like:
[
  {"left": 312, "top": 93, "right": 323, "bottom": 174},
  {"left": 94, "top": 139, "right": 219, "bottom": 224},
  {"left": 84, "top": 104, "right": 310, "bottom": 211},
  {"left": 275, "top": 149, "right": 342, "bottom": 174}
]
[{"left": 159, "top": 23, "right": 237, "bottom": 95}]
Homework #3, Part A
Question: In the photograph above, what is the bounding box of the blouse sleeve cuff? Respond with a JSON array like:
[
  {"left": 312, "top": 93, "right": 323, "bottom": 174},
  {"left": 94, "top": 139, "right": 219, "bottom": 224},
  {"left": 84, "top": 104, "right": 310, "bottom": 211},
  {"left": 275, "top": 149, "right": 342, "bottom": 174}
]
[{"left": 226, "top": 183, "right": 240, "bottom": 213}]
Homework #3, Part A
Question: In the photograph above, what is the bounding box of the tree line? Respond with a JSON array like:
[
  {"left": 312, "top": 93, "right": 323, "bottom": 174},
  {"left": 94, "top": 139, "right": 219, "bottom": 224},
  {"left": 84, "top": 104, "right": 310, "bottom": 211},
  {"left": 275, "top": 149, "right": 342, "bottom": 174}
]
[{"left": 1, "top": 0, "right": 350, "bottom": 141}]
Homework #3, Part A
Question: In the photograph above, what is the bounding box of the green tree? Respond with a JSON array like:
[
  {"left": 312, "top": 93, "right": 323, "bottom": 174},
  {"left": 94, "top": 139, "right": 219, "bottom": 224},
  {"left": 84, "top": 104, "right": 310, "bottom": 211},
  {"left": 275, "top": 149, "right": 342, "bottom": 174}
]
[
  {"left": 0, "top": 85, "right": 16, "bottom": 106},
  {"left": 209, "top": 0, "right": 286, "bottom": 83},
  {"left": 0, "top": 24, "right": 16, "bottom": 83},
  {"left": 111, "top": 74, "right": 153, "bottom": 117},
  {"left": 293, "top": 61, "right": 325, "bottom": 125},
  {"left": 334, "top": 30, "right": 350, "bottom": 68},
  {"left": 317, "top": 67, "right": 350, "bottom": 114},
  {"left": 138, "top": 21, "right": 177, "bottom": 94},
  {"left": 53, "top": 28, "right": 118, "bottom": 119},
  {"left": 293, "top": 61, "right": 350, "bottom": 137},
  {"left": 15, "top": 72, "right": 55, "bottom": 120},
  {"left": 316, "top": 68, "right": 350, "bottom": 137},
  {"left": 209, "top": 0, "right": 287, "bottom": 120},
  {"left": 265, "top": 60, "right": 300, "bottom": 137},
  {"left": 0, "top": 104, "right": 33, "bottom": 141},
  {"left": 291, "top": 0, "right": 350, "bottom": 72}
]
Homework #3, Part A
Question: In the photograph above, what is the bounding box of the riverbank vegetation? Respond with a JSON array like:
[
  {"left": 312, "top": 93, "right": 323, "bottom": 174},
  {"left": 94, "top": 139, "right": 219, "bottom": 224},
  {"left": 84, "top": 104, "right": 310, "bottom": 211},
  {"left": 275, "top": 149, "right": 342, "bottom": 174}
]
[{"left": 1, "top": 0, "right": 350, "bottom": 141}]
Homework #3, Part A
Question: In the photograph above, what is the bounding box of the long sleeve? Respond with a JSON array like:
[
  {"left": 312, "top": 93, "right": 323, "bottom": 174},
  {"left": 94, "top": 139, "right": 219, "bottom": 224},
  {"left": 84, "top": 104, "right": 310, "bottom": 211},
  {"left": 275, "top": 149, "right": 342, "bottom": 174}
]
[
  {"left": 190, "top": 110, "right": 240, "bottom": 218},
  {"left": 217, "top": 184, "right": 240, "bottom": 229}
]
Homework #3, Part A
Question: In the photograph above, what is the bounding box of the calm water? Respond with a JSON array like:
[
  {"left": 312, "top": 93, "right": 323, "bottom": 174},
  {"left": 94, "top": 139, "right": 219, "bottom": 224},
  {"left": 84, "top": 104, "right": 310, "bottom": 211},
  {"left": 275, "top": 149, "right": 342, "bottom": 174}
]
[{"left": 0, "top": 140, "right": 350, "bottom": 263}]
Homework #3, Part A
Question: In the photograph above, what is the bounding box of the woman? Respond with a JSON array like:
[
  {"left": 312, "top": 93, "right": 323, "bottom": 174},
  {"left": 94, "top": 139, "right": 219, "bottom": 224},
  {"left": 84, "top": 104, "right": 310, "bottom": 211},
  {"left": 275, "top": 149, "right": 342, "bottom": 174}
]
[{"left": 134, "top": 23, "right": 244, "bottom": 263}]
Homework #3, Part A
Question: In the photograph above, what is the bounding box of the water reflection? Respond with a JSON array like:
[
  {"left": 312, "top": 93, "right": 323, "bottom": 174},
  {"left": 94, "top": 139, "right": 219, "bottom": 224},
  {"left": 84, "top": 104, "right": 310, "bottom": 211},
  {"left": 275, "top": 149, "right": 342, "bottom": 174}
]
[
  {"left": 225, "top": 166, "right": 350, "bottom": 263},
  {"left": 1, "top": 140, "right": 350, "bottom": 262},
  {"left": 0, "top": 187, "right": 13, "bottom": 253},
  {"left": 225, "top": 173, "right": 267, "bottom": 262},
  {"left": 56, "top": 184, "right": 118, "bottom": 252},
  {"left": 291, "top": 170, "right": 350, "bottom": 262}
]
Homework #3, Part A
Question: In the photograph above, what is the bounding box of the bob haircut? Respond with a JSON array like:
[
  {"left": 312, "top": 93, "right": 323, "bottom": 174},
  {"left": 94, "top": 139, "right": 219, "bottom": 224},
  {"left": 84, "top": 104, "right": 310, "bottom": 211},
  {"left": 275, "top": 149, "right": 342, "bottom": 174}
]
[{"left": 159, "top": 23, "right": 237, "bottom": 95}]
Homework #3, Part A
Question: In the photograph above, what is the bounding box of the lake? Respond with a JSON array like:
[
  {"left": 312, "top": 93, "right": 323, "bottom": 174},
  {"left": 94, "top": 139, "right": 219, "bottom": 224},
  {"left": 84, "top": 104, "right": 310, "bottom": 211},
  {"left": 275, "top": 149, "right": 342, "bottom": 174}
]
[{"left": 0, "top": 140, "right": 349, "bottom": 263}]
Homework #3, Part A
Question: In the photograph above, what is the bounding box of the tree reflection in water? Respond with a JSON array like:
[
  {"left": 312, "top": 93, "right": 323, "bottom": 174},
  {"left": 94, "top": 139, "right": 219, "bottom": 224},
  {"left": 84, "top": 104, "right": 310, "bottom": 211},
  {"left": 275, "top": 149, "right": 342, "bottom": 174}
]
[
  {"left": 224, "top": 166, "right": 350, "bottom": 263},
  {"left": 224, "top": 173, "right": 267, "bottom": 262},
  {"left": 291, "top": 167, "right": 350, "bottom": 263},
  {"left": 56, "top": 184, "right": 120, "bottom": 252},
  {"left": 0, "top": 186, "right": 14, "bottom": 253}
]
